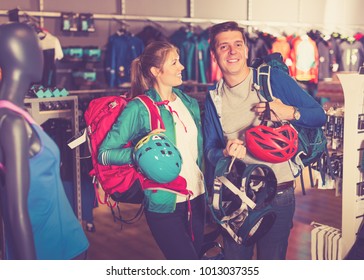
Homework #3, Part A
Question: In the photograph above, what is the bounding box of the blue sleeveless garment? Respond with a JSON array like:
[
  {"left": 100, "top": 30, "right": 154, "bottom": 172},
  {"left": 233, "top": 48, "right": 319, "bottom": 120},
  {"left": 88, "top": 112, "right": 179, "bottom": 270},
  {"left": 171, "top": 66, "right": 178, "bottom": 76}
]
[{"left": 0, "top": 100, "right": 89, "bottom": 260}]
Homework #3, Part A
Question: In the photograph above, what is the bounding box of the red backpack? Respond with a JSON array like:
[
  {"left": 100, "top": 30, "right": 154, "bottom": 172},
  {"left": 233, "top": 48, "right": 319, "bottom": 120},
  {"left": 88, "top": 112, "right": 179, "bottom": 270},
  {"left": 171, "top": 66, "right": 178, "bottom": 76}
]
[{"left": 84, "top": 95, "right": 164, "bottom": 210}]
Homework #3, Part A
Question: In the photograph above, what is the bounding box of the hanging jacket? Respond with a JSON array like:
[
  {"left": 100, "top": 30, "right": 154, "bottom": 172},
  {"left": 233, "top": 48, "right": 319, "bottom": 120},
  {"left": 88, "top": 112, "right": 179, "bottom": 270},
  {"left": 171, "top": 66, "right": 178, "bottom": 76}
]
[
  {"left": 105, "top": 32, "right": 144, "bottom": 87},
  {"left": 291, "top": 35, "right": 319, "bottom": 83},
  {"left": 338, "top": 39, "right": 364, "bottom": 72},
  {"left": 271, "top": 36, "right": 294, "bottom": 76}
]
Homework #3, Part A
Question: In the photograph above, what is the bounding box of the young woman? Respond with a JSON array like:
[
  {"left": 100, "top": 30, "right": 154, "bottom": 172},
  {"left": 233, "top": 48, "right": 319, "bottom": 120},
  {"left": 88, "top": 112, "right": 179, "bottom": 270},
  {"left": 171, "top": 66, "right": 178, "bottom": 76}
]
[{"left": 98, "top": 41, "right": 205, "bottom": 260}]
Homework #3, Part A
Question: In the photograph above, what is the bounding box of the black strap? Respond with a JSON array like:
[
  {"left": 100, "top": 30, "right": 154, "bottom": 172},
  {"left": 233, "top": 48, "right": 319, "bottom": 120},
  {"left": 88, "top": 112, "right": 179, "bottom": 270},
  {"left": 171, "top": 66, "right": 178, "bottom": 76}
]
[
  {"left": 260, "top": 102, "right": 271, "bottom": 126},
  {"left": 259, "top": 102, "right": 281, "bottom": 127},
  {"left": 109, "top": 202, "right": 144, "bottom": 228}
]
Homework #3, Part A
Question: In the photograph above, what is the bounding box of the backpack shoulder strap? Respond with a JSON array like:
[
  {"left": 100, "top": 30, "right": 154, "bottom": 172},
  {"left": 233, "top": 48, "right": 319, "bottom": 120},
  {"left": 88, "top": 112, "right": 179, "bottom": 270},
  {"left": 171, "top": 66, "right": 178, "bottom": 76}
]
[
  {"left": 0, "top": 100, "right": 36, "bottom": 124},
  {"left": 252, "top": 65, "right": 273, "bottom": 102},
  {"left": 134, "top": 95, "right": 165, "bottom": 130}
]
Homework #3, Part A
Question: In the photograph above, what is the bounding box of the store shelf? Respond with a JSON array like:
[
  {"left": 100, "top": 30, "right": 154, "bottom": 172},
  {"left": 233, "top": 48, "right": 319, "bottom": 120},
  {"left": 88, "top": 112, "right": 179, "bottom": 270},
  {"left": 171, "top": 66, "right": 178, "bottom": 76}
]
[{"left": 336, "top": 73, "right": 364, "bottom": 258}]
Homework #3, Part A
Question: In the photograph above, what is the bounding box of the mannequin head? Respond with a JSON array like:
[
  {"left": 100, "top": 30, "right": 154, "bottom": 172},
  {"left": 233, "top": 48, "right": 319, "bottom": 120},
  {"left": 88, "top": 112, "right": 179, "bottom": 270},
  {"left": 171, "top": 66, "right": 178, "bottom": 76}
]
[{"left": 0, "top": 22, "right": 43, "bottom": 102}]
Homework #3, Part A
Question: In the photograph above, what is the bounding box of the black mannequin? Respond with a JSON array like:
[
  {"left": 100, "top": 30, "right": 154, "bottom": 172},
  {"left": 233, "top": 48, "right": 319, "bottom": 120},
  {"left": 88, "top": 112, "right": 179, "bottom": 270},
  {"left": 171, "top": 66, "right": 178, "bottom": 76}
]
[
  {"left": 0, "top": 22, "right": 89, "bottom": 260},
  {"left": 0, "top": 22, "right": 44, "bottom": 259}
]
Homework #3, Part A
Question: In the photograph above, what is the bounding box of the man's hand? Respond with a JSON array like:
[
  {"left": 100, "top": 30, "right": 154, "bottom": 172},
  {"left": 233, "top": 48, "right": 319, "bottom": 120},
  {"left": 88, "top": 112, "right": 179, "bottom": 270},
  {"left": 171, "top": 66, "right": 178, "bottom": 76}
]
[
  {"left": 223, "top": 139, "right": 246, "bottom": 159},
  {"left": 253, "top": 98, "right": 296, "bottom": 121}
]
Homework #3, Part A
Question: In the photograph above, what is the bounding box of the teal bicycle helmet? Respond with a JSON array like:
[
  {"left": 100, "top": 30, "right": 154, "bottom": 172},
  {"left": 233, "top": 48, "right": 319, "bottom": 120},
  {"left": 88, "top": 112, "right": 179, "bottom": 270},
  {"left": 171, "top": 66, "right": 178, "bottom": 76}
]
[{"left": 133, "top": 132, "right": 182, "bottom": 183}]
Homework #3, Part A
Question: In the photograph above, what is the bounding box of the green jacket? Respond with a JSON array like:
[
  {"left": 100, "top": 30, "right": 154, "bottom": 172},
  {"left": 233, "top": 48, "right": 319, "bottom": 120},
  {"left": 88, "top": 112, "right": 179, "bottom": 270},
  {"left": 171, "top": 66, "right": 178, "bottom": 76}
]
[{"left": 98, "top": 87, "right": 204, "bottom": 171}]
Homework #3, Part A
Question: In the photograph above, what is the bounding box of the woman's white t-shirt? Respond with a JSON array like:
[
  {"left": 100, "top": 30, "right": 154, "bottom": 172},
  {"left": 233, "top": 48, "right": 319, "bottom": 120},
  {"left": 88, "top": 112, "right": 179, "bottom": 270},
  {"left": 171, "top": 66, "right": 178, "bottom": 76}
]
[{"left": 166, "top": 96, "right": 204, "bottom": 202}]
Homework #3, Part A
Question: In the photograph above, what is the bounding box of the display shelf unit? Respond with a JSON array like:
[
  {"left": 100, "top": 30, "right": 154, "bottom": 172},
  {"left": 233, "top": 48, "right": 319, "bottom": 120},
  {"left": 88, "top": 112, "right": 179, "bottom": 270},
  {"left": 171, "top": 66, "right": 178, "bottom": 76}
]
[{"left": 336, "top": 73, "right": 364, "bottom": 258}]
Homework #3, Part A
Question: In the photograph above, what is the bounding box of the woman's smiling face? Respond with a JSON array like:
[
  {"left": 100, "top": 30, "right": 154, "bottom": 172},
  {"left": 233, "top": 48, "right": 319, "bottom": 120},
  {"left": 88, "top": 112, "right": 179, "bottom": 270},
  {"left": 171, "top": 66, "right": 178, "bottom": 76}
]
[{"left": 154, "top": 48, "right": 185, "bottom": 88}]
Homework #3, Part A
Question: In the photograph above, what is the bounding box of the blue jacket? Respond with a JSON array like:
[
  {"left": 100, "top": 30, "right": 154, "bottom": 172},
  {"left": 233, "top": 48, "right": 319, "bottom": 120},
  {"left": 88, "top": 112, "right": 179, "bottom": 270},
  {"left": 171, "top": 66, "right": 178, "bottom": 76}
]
[
  {"left": 105, "top": 33, "right": 144, "bottom": 87},
  {"left": 203, "top": 68, "right": 327, "bottom": 185}
]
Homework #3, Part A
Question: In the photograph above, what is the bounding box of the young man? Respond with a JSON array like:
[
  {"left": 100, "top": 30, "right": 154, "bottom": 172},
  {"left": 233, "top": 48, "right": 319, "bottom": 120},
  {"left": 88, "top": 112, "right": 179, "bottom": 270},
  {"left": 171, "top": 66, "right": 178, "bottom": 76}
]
[{"left": 203, "top": 21, "right": 327, "bottom": 260}]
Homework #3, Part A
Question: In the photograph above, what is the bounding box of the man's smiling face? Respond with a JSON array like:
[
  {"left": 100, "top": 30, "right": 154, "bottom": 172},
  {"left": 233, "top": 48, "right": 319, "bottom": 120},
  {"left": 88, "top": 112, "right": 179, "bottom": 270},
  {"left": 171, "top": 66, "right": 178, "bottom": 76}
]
[{"left": 212, "top": 30, "right": 249, "bottom": 78}]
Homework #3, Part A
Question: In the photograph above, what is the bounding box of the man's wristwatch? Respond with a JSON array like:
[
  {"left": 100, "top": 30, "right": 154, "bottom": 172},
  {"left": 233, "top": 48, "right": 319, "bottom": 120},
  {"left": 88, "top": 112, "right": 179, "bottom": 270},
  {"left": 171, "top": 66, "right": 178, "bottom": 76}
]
[{"left": 293, "top": 106, "right": 301, "bottom": 120}]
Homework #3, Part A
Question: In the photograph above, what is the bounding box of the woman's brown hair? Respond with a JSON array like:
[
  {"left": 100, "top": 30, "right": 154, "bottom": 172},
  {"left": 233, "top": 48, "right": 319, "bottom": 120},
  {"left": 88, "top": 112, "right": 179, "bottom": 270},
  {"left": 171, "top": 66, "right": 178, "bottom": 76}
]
[{"left": 130, "top": 41, "right": 178, "bottom": 97}]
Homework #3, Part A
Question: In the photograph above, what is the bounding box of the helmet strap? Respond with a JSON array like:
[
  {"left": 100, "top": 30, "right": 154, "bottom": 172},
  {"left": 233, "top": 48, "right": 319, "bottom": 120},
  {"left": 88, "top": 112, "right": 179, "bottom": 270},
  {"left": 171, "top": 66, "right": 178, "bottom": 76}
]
[{"left": 260, "top": 101, "right": 284, "bottom": 127}]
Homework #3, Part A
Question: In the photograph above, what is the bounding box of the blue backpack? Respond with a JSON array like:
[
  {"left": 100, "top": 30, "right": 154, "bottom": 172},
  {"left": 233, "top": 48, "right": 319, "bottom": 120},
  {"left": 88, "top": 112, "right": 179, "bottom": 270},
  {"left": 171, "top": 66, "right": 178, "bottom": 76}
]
[{"left": 250, "top": 53, "right": 328, "bottom": 171}]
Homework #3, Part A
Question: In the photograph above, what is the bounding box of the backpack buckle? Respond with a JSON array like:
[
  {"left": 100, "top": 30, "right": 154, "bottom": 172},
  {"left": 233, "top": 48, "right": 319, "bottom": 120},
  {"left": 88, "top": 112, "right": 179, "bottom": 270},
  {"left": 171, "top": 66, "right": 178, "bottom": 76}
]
[
  {"left": 109, "top": 101, "right": 118, "bottom": 109},
  {"left": 252, "top": 83, "right": 260, "bottom": 91}
]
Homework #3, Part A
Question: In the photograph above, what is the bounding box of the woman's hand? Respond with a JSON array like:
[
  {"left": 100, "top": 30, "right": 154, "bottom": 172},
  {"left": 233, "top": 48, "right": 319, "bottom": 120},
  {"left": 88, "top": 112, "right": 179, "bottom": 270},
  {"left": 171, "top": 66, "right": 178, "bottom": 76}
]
[{"left": 223, "top": 139, "right": 246, "bottom": 159}]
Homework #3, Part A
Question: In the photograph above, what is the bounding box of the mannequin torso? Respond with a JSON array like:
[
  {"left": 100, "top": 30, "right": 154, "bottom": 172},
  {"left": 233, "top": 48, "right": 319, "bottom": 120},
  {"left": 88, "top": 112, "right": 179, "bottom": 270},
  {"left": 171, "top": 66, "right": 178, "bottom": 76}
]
[{"left": 0, "top": 22, "right": 88, "bottom": 260}]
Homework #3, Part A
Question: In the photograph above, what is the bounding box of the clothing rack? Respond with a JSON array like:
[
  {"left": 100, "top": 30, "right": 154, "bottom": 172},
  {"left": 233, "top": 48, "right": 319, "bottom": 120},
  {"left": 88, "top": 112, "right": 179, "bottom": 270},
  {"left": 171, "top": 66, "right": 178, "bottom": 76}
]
[
  {"left": 2, "top": 9, "right": 362, "bottom": 32},
  {"left": 112, "top": 17, "right": 130, "bottom": 28}
]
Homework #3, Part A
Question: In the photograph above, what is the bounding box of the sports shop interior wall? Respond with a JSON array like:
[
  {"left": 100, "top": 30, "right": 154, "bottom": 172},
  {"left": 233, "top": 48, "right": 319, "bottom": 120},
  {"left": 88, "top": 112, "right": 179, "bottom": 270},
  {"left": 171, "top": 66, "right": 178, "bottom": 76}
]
[
  {"left": 1, "top": 0, "right": 364, "bottom": 50},
  {"left": 1, "top": 0, "right": 363, "bottom": 91}
]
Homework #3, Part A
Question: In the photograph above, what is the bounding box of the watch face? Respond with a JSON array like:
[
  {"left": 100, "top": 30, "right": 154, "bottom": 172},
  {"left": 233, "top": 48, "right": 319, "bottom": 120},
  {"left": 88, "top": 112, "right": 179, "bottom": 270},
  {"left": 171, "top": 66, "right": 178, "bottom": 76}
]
[{"left": 294, "top": 108, "right": 300, "bottom": 120}]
